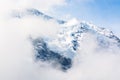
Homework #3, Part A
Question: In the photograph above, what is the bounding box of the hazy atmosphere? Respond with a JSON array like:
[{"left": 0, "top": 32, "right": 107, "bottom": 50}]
[{"left": 0, "top": 0, "right": 120, "bottom": 80}]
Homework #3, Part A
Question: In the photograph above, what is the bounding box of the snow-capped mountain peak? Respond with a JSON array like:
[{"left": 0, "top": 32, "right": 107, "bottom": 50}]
[
  {"left": 13, "top": 8, "right": 120, "bottom": 71},
  {"left": 61, "top": 19, "right": 120, "bottom": 48}
]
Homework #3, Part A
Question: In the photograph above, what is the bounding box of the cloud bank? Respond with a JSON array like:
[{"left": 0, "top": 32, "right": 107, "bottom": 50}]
[{"left": 0, "top": 0, "right": 120, "bottom": 80}]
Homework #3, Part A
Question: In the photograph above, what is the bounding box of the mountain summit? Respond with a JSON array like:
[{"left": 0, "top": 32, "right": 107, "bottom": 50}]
[{"left": 13, "top": 8, "right": 120, "bottom": 71}]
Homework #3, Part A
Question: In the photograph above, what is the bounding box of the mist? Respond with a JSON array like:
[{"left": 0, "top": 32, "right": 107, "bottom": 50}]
[{"left": 0, "top": 0, "right": 120, "bottom": 80}]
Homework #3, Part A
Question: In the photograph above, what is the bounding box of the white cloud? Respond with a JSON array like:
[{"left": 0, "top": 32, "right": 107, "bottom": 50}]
[
  {"left": 0, "top": 0, "right": 120, "bottom": 80},
  {"left": 0, "top": 0, "right": 67, "bottom": 16},
  {"left": 0, "top": 13, "right": 62, "bottom": 80},
  {"left": 6, "top": 0, "right": 66, "bottom": 8},
  {"left": 0, "top": 0, "right": 64, "bottom": 79}
]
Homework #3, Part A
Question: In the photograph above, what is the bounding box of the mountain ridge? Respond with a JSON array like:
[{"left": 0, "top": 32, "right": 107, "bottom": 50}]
[{"left": 13, "top": 8, "right": 120, "bottom": 71}]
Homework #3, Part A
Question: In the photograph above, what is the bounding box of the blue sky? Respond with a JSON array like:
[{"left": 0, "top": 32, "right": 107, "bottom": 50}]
[
  {"left": 0, "top": 0, "right": 120, "bottom": 80},
  {"left": 53, "top": 0, "right": 120, "bottom": 36}
]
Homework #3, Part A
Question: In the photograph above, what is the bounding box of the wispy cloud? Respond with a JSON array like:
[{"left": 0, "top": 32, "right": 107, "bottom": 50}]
[
  {"left": 0, "top": 0, "right": 67, "bottom": 14},
  {"left": 0, "top": 0, "right": 120, "bottom": 80}
]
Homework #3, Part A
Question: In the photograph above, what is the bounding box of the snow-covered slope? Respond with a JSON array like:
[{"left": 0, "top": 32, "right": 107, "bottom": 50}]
[
  {"left": 13, "top": 8, "right": 120, "bottom": 71},
  {"left": 12, "top": 8, "right": 65, "bottom": 24},
  {"left": 60, "top": 19, "right": 120, "bottom": 50}
]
